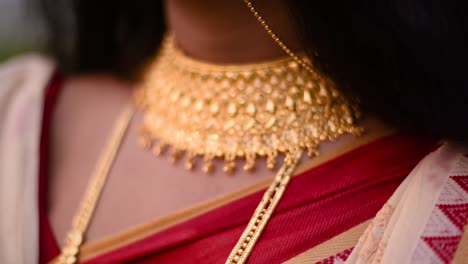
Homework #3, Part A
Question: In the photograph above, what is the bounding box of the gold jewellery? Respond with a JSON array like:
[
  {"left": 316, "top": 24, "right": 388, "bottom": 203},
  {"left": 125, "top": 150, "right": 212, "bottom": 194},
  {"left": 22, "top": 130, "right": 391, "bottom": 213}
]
[
  {"left": 54, "top": 1, "right": 363, "bottom": 264},
  {"left": 136, "top": 35, "right": 362, "bottom": 173}
]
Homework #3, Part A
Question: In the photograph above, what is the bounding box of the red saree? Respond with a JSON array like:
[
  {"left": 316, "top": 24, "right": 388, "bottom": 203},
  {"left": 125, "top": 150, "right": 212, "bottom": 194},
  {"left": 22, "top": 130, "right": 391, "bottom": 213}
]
[{"left": 39, "top": 76, "right": 437, "bottom": 263}]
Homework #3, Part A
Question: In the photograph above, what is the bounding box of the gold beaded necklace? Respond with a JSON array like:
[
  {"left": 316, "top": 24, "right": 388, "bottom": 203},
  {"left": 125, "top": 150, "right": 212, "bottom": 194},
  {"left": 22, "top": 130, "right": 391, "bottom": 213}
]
[{"left": 55, "top": 1, "right": 363, "bottom": 263}]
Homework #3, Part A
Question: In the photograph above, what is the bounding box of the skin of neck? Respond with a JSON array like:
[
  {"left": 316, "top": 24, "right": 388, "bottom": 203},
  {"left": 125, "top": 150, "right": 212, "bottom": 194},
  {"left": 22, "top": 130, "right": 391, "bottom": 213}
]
[{"left": 164, "top": 0, "right": 303, "bottom": 64}]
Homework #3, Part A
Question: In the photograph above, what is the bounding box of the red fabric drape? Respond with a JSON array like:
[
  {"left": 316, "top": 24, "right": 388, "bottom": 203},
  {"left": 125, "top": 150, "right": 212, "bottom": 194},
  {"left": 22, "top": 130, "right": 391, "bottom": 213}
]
[{"left": 39, "top": 73, "right": 63, "bottom": 263}]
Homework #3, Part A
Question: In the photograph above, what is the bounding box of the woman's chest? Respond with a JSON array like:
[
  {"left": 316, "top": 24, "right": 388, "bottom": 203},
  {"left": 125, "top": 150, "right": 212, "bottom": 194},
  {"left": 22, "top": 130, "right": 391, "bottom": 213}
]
[{"left": 46, "top": 84, "right": 274, "bottom": 246}]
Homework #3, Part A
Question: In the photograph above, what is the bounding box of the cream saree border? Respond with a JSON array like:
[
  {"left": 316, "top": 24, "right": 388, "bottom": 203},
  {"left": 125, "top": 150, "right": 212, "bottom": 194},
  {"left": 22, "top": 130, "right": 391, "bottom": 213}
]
[{"left": 73, "top": 129, "right": 393, "bottom": 262}]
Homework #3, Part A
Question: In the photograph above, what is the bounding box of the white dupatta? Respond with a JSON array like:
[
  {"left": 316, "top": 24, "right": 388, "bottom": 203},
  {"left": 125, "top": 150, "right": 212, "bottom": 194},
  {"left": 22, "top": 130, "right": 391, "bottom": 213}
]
[{"left": 0, "top": 55, "right": 54, "bottom": 264}]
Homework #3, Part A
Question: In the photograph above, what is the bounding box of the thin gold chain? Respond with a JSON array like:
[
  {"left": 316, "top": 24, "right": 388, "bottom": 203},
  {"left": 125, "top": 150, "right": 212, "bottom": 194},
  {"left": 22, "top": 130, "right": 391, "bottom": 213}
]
[
  {"left": 225, "top": 151, "right": 302, "bottom": 264},
  {"left": 225, "top": 2, "right": 315, "bottom": 262},
  {"left": 243, "top": 0, "right": 316, "bottom": 75},
  {"left": 54, "top": 105, "right": 135, "bottom": 264}
]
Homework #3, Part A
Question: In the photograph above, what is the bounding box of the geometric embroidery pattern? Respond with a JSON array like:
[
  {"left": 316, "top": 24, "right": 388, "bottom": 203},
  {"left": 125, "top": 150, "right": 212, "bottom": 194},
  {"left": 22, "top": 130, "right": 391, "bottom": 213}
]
[
  {"left": 437, "top": 204, "right": 468, "bottom": 230},
  {"left": 452, "top": 175, "right": 468, "bottom": 193},
  {"left": 423, "top": 236, "right": 463, "bottom": 263},
  {"left": 413, "top": 155, "right": 468, "bottom": 264}
]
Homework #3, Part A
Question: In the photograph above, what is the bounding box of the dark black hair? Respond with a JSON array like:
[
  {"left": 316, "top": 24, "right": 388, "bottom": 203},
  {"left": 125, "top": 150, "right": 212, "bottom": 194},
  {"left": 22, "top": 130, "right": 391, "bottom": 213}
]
[
  {"left": 39, "top": 0, "right": 468, "bottom": 142},
  {"left": 38, "top": 0, "right": 165, "bottom": 78}
]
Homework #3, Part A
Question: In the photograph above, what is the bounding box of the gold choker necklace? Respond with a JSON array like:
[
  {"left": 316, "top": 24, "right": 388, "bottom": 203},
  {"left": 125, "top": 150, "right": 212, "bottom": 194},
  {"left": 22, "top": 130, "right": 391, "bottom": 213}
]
[{"left": 136, "top": 35, "right": 362, "bottom": 173}]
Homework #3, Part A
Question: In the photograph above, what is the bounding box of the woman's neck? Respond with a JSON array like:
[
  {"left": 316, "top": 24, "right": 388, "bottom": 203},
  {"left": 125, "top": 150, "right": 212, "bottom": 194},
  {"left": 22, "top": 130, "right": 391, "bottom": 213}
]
[{"left": 164, "top": 0, "right": 303, "bottom": 64}]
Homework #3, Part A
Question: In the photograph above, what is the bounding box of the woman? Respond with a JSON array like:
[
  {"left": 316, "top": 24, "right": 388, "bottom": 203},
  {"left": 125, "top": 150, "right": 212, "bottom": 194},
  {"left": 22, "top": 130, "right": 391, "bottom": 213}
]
[{"left": 0, "top": 0, "right": 467, "bottom": 263}]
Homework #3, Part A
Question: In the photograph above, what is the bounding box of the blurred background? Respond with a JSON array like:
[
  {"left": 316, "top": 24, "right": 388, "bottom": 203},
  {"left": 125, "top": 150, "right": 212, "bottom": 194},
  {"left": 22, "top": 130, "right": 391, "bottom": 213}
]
[{"left": 0, "top": 0, "right": 44, "bottom": 62}]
